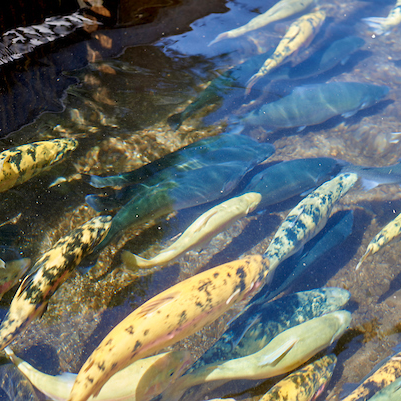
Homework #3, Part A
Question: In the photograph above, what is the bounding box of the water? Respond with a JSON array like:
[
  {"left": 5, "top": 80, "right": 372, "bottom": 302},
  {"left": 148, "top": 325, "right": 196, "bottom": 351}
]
[{"left": 0, "top": 0, "right": 401, "bottom": 400}]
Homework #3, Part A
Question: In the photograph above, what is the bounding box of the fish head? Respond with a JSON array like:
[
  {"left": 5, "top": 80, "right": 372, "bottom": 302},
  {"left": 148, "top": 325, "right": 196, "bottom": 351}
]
[
  {"left": 330, "top": 310, "right": 352, "bottom": 344},
  {"left": 242, "top": 192, "right": 262, "bottom": 213},
  {"left": 360, "top": 85, "right": 389, "bottom": 110},
  {"left": 135, "top": 350, "right": 191, "bottom": 401},
  {"left": 322, "top": 287, "right": 351, "bottom": 311}
]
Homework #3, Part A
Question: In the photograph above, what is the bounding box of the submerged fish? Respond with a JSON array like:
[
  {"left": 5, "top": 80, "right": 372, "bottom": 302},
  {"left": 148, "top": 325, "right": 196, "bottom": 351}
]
[
  {"left": 261, "top": 83, "right": 385, "bottom": 127},
  {"left": 264, "top": 173, "right": 357, "bottom": 272},
  {"left": 209, "top": 0, "right": 316, "bottom": 45},
  {"left": 0, "top": 215, "right": 112, "bottom": 352},
  {"left": 265, "top": 210, "right": 354, "bottom": 301},
  {"left": 240, "top": 157, "right": 344, "bottom": 211},
  {"left": 5, "top": 347, "right": 190, "bottom": 401},
  {"left": 0, "top": 138, "right": 78, "bottom": 192},
  {"left": 246, "top": 9, "right": 326, "bottom": 93},
  {"left": 367, "top": 376, "right": 401, "bottom": 401},
  {"left": 260, "top": 354, "right": 337, "bottom": 401},
  {"left": 187, "top": 287, "right": 350, "bottom": 371},
  {"left": 356, "top": 211, "right": 401, "bottom": 270},
  {"left": 122, "top": 192, "right": 262, "bottom": 270},
  {"left": 243, "top": 82, "right": 389, "bottom": 132},
  {"left": 160, "top": 311, "right": 351, "bottom": 400},
  {"left": 0, "top": 258, "right": 31, "bottom": 300},
  {"left": 363, "top": 0, "right": 401, "bottom": 35},
  {"left": 68, "top": 255, "right": 270, "bottom": 401}
]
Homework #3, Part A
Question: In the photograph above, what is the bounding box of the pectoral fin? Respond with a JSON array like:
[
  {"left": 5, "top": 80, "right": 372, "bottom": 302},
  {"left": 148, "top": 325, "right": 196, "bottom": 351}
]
[{"left": 259, "top": 338, "right": 298, "bottom": 366}]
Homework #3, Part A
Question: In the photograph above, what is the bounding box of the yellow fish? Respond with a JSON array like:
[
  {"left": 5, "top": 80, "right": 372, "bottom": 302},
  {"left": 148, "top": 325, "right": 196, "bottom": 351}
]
[
  {"left": 363, "top": 0, "right": 401, "bottom": 35},
  {"left": 122, "top": 192, "right": 261, "bottom": 270},
  {"left": 0, "top": 138, "right": 78, "bottom": 192},
  {"left": 246, "top": 9, "right": 326, "bottom": 93},
  {"left": 265, "top": 173, "right": 357, "bottom": 272},
  {"left": 0, "top": 258, "right": 31, "bottom": 299},
  {"left": 68, "top": 255, "right": 270, "bottom": 401},
  {"left": 5, "top": 346, "right": 190, "bottom": 401},
  {"left": 209, "top": 0, "right": 316, "bottom": 45},
  {"left": 0, "top": 215, "right": 112, "bottom": 352},
  {"left": 160, "top": 311, "right": 350, "bottom": 401},
  {"left": 341, "top": 347, "right": 401, "bottom": 401},
  {"left": 260, "top": 354, "right": 337, "bottom": 401},
  {"left": 356, "top": 211, "right": 401, "bottom": 270}
]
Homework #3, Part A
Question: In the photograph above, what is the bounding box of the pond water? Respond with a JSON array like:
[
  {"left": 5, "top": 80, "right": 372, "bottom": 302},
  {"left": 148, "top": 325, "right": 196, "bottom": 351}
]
[{"left": 0, "top": 0, "right": 401, "bottom": 400}]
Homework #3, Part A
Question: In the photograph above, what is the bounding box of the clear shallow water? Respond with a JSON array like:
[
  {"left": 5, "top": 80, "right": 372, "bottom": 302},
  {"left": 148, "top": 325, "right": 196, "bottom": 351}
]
[{"left": 1, "top": 0, "right": 401, "bottom": 400}]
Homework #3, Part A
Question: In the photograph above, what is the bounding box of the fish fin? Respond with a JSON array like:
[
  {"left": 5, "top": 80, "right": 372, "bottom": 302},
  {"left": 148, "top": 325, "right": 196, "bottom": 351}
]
[
  {"left": 16, "top": 271, "right": 36, "bottom": 295},
  {"left": 356, "top": 248, "right": 371, "bottom": 270},
  {"left": 193, "top": 210, "right": 220, "bottom": 234},
  {"left": 300, "top": 187, "right": 316, "bottom": 197},
  {"left": 122, "top": 250, "right": 153, "bottom": 270},
  {"left": 5, "top": 257, "right": 31, "bottom": 274},
  {"left": 360, "top": 178, "right": 379, "bottom": 191},
  {"left": 340, "top": 55, "right": 350, "bottom": 66},
  {"left": 138, "top": 292, "right": 181, "bottom": 318},
  {"left": 0, "top": 259, "right": 4, "bottom": 269},
  {"left": 341, "top": 109, "right": 359, "bottom": 118},
  {"left": 167, "top": 113, "right": 184, "bottom": 131},
  {"left": 297, "top": 125, "right": 306, "bottom": 132},
  {"left": 54, "top": 372, "right": 77, "bottom": 384},
  {"left": 259, "top": 338, "right": 298, "bottom": 366}
]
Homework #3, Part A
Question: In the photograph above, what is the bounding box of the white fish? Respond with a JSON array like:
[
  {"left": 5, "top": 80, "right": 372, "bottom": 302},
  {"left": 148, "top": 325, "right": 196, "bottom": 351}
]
[{"left": 363, "top": 0, "right": 401, "bottom": 35}]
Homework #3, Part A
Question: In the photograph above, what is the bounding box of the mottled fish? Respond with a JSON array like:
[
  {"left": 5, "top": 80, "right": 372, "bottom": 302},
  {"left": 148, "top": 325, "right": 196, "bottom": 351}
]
[
  {"left": 260, "top": 354, "right": 337, "bottom": 401},
  {"left": 68, "top": 255, "right": 270, "bottom": 401},
  {"left": 246, "top": 9, "right": 326, "bottom": 93},
  {"left": 264, "top": 173, "right": 358, "bottom": 272},
  {"left": 367, "top": 376, "right": 401, "bottom": 401},
  {"left": 363, "top": 0, "right": 401, "bottom": 35},
  {"left": 0, "top": 138, "right": 78, "bottom": 192},
  {"left": 356, "top": 211, "right": 401, "bottom": 270},
  {"left": 160, "top": 311, "right": 351, "bottom": 400},
  {"left": 209, "top": 0, "right": 316, "bottom": 45},
  {"left": 5, "top": 347, "right": 191, "bottom": 401},
  {"left": 0, "top": 215, "right": 112, "bottom": 352},
  {"left": 243, "top": 82, "right": 389, "bottom": 132},
  {"left": 122, "top": 192, "right": 261, "bottom": 270}
]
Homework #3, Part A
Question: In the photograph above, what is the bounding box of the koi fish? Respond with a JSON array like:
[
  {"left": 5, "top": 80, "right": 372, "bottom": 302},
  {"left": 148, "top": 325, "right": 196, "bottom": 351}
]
[
  {"left": 246, "top": 9, "right": 326, "bottom": 93},
  {"left": 209, "top": 0, "right": 316, "bottom": 45},
  {"left": 367, "top": 376, "right": 401, "bottom": 400},
  {"left": 68, "top": 255, "right": 270, "bottom": 401},
  {"left": 160, "top": 311, "right": 351, "bottom": 400},
  {"left": 5, "top": 346, "right": 191, "bottom": 401},
  {"left": 264, "top": 173, "right": 357, "bottom": 272},
  {"left": 363, "top": 0, "right": 401, "bottom": 35},
  {"left": 122, "top": 192, "right": 261, "bottom": 270},
  {"left": 0, "top": 138, "right": 78, "bottom": 192},
  {"left": 0, "top": 215, "right": 112, "bottom": 352},
  {"left": 260, "top": 354, "right": 337, "bottom": 401},
  {"left": 356, "top": 211, "right": 401, "bottom": 270},
  {"left": 243, "top": 82, "right": 389, "bottom": 131},
  {"left": 0, "top": 258, "right": 31, "bottom": 300}
]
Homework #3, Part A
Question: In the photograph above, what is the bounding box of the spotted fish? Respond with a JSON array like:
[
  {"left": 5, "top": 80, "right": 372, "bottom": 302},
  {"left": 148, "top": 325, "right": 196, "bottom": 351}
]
[
  {"left": 68, "top": 255, "right": 270, "bottom": 401},
  {"left": 341, "top": 347, "right": 401, "bottom": 401},
  {"left": 356, "top": 211, "right": 401, "bottom": 270},
  {"left": 260, "top": 354, "right": 337, "bottom": 401},
  {"left": 122, "top": 192, "right": 261, "bottom": 270},
  {"left": 0, "top": 215, "right": 112, "bottom": 352},
  {"left": 363, "top": 0, "right": 401, "bottom": 35},
  {"left": 264, "top": 173, "right": 358, "bottom": 273},
  {"left": 5, "top": 346, "right": 191, "bottom": 401},
  {"left": 0, "top": 138, "right": 78, "bottom": 192},
  {"left": 0, "top": 258, "right": 31, "bottom": 300},
  {"left": 160, "top": 311, "right": 351, "bottom": 400},
  {"left": 246, "top": 9, "right": 326, "bottom": 93},
  {"left": 209, "top": 0, "right": 316, "bottom": 45},
  {"left": 367, "top": 376, "right": 401, "bottom": 401}
]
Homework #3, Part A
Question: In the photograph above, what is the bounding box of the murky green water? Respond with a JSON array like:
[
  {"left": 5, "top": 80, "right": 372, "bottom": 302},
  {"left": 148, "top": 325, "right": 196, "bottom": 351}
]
[{"left": 1, "top": 0, "right": 401, "bottom": 400}]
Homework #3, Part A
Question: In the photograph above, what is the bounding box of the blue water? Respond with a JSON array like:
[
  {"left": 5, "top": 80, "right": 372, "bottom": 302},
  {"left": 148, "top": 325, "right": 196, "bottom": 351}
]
[{"left": 1, "top": 0, "right": 401, "bottom": 400}]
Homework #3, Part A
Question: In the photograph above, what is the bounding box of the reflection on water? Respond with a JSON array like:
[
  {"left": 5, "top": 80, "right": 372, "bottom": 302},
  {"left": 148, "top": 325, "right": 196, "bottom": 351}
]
[{"left": 1, "top": 0, "right": 401, "bottom": 400}]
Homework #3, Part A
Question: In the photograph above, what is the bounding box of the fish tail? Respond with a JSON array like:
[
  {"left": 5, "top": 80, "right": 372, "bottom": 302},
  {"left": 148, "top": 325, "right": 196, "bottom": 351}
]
[
  {"left": 167, "top": 112, "right": 184, "bottom": 130},
  {"left": 121, "top": 250, "right": 153, "bottom": 270},
  {"left": 355, "top": 248, "right": 372, "bottom": 270},
  {"left": 362, "top": 17, "right": 389, "bottom": 35},
  {"left": 245, "top": 73, "right": 262, "bottom": 95},
  {"left": 208, "top": 31, "right": 230, "bottom": 46}
]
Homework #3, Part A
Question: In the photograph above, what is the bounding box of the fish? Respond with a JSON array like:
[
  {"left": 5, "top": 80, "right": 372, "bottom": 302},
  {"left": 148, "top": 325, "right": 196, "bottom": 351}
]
[
  {"left": 5, "top": 346, "right": 191, "bottom": 401},
  {"left": 209, "top": 0, "right": 316, "bottom": 45},
  {"left": 242, "top": 82, "right": 389, "bottom": 132},
  {"left": 67, "top": 254, "right": 270, "bottom": 401},
  {"left": 265, "top": 210, "right": 354, "bottom": 301},
  {"left": 363, "top": 0, "right": 401, "bottom": 35},
  {"left": 186, "top": 287, "right": 350, "bottom": 371},
  {"left": 0, "top": 258, "right": 31, "bottom": 300},
  {"left": 240, "top": 157, "right": 344, "bottom": 211},
  {"left": 159, "top": 310, "right": 351, "bottom": 400},
  {"left": 264, "top": 173, "right": 358, "bottom": 272},
  {"left": 0, "top": 215, "right": 112, "bottom": 352},
  {"left": 367, "top": 376, "right": 401, "bottom": 401},
  {"left": 260, "top": 354, "right": 337, "bottom": 401},
  {"left": 356, "top": 211, "right": 401, "bottom": 270},
  {"left": 0, "top": 138, "right": 78, "bottom": 192},
  {"left": 342, "top": 161, "right": 401, "bottom": 191},
  {"left": 122, "top": 192, "right": 262, "bottom": 270},
  {"left": 341, "top": 346, "right": 401, "bottom": 401},
  {"left": 246, "top": 9, "right": 326, "bottom": 93}
]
